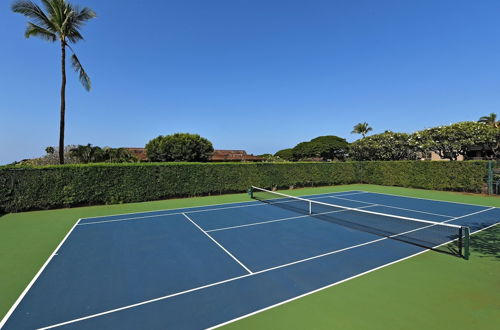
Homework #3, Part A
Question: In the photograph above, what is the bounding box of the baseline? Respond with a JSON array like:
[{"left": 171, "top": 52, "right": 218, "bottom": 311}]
[
  {"left": 326, "top": 195, "right": 454, "bottom": 219},
  {"left": 79, "top": 191, "right": 365, "bottom": 226},
  {"left": 79, "top": 190, "right": 366, "bottom": 224}
]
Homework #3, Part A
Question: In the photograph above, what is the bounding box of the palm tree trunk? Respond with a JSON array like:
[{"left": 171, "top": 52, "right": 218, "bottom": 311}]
[{"left": 59, "top": 40, "right": 66, "bottom": 164}]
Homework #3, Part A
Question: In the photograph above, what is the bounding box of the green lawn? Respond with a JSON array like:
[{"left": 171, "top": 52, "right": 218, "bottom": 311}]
[{"left": 0, "top": 184, "right": 498, "bottom": 329}]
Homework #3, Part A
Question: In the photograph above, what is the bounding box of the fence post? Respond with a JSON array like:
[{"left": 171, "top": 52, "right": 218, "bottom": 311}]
[{"left": 487, "top": 161, "right": 493, "bottom": 195}]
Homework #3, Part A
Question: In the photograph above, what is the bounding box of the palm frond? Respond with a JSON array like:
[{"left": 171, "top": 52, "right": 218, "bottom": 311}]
[
  {"left": 71, "top": 53, "right": 91, "bottom": 91},
  {"left": 12, "top": 1, "right": 54, "bottom": 31},
  {"left": 66, "top": 29, "right": 83, "bottom": 43},
  {"left": 61, "top": 5, "right": 96, "bottom": 43},
  {"left": 75, "top": 7, "right": 97, "bottom": 22},
  {"left": 60, "top": 8, "right": 73, "bottom": 36},
  {"left": 41, "top": 0, "right": 63, "bottom": 25},
  {"left": 25, "top": 22, "right": 57, "bottom": 41},
  {"left": 40, "top": 0, "right": 57, "bottom": 18}
]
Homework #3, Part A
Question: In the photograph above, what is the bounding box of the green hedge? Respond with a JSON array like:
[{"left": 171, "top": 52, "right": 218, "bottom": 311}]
[
  {"left": 0, "top": 161, "right": 488, "bottom": 213},
  {"left": 358, "top": 161, "right": 488, "bottom": 191},
  {"left": 0, "top": 162, "right": 358, "bottom": 213}
]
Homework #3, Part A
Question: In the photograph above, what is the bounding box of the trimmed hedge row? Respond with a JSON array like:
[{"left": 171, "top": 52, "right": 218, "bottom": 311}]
[
  {"left": 0, "top": 162, "right": 358, "bottom": 213},
  {"left": 358, "top": 161, "right": 488, "bottom": 191},
  {"left": 0, "top": 161, "right": 488, "bottom": 213}
]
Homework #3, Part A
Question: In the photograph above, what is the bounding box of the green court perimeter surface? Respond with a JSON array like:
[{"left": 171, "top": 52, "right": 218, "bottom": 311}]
[{"left": 0, "top": 184, "right": 498, "bottom": 329}]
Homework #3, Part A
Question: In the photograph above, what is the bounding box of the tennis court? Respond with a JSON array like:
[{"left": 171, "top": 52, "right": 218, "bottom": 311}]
[{"left": 1, "top": 189, "right": 499, "bottom": 329}]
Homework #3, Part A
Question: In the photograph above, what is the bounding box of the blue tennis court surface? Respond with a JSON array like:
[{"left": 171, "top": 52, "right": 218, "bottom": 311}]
[{"left": 2, "top": 191, "right": 499, "bottom": 329}]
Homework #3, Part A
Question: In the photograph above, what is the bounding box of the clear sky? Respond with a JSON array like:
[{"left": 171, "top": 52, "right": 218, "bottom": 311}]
[{"left": 1, "top": 0, "right": 499, "bottom": 164}]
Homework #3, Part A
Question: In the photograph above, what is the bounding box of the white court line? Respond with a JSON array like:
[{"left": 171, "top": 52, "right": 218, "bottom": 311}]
[
  {"left": 77, "top": 190, "right": 367, "bottom": 223},
  {"left": 253, "top": 186, "right": 462, "bottom": 229},
  {"left": 77, "top": 192, "right": 369, "bottom": 227},
  {"left": 37, "top": 207, "right": 497, "bottom": 329},
  {"left": 76, "top": 202, "right": 281, "bottom": 226},
  {"left": 325, "top": 195, "right": 455, "bottom": 218},
  {"left": 206, "top": 204, "right": 378, "bottom": 233},
  {"left": 182, "top": 213, "right": 253, "bottom": 274},
  {"left": 437, "top": 207, "right": 495, "bottom": 223},
  {"left": 364, "top": 190, "right": 500, "bottom": 209},
  {"left": 80, "top": 190, "right": 459, "bottom": 230},
  {"left": 208, "top": 221, "right": 500, "bottom": 329},
  {"left": 0, "top": 219, "right": 82, "bottom": 329},
  {"left": 38, "top": 237, "right": 391, "bottom": 330},
  {"left": 312, "top": 191, "right": 368, "bottom": 198},
  {"left": 72, "top": 189, "right": 499, "bottom": 226}
]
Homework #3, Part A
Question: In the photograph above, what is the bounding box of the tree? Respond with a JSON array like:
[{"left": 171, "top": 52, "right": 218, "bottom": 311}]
[
  {"left": 351, "top": 122, "right": 373, "bottom": 138},
  {"left": 350, "top": 131, "right": 416, "bottom": 161},
  {"left": 258, "top": 154, "right": 287, "bottom": 162},
  {"left": 45, "top": 146, "right": 55, "bottom": 154},
  {"left": 292, "top": 136, "right": 349, "bottom": 161},
  {"left": 411, "top": 121, "right": 499, "bottom": 160},
  {"left": 478, "top": 113, "right": 498, "bottom": 128},
  {"left": 68, "top": 144, "right": 137, "bottom": 163},
  {"left": 19, "top": 145, "right": 79, "bottom": 165},
  {"left": 69, "top": 144, "right": 104, "bottom": 163},
  {"left": 12, "top": 0, "right": 96, "bottom": 164},
  {"left": 481, "top": 126, "right": 500, "bottom": 159},
  {"left": 102, "top": 147, "right": 137, "bottom": 163},
  {"left": 145, "top": 133, "right": 214, "bottom": 162},
  {"left": 274, "top": 148, "right": 294, "bottom": 161}
]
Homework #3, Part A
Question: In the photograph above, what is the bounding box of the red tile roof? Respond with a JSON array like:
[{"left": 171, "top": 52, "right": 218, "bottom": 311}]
[
  {"left": 122, "top": 148, "right": 263, "bottom": 162},
  {"left": 210, "top": 150, "right": 263, "bottom": 161},
  {"left": 123, "top": 148, "right": 148, "bottom": 161}
]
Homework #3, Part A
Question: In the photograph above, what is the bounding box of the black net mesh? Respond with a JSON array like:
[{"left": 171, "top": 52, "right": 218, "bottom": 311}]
[{"left": 251, "top": 187, "right": 468, "bottom": 258}]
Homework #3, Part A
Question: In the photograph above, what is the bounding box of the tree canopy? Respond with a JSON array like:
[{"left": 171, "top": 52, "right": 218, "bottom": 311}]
[
  {"left": 292, "top": 135, "right": 349, "bottom": 161},
  {"left": 145, "top": 133, "right": 214, "bottom": 162},
  {"left": 478, "top": 113, "right": 498, "bottom": 128},
  {"left": 69, "top": 144, "right": 137, "bottom": 163},
  {"left": 411, "top": 121, "right": 499, "bottom": 160},
  {"left": 351, "top": 122, "right": 373, "bottom": 138},
  {"left": 12, "top": 0, "right": 96, "bottom": 164},
  {"left": 350, "top": 131, "right": 416, "bottom": 161},
  {"left": 274, "top": 148, "right": 294, "bottom": 161}
]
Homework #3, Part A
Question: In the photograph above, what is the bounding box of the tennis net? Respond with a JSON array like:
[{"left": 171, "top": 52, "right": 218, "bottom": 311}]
[{"left": 250, "top": 186, "right": 470, "bottom": 259}]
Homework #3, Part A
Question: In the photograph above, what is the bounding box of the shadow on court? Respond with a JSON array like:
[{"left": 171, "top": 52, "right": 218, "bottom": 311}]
[
  {"left": 256, "top": 198, "right": 466, "bottom": 259},
  {"left": 470, "top": 224, "right": 500, "bottom": 260}
]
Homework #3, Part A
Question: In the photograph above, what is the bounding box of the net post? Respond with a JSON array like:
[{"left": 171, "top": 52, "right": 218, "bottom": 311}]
[
  {"left": 308, "top": 201, "right": 312, "bottom": 215},
  {"left": 463, "top": 227, "right": 470, "bottom": 260},
  {"left": 247, "top": 187, "right": 253, "bottom": 199},
  {"left": 458, "top": 227, "right": 463, "bottom": 257}
]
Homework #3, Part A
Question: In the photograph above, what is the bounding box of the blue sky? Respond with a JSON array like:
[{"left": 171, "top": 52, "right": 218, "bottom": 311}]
[{"left": 1, "top": 0, "right": 499, "bottom": 164}]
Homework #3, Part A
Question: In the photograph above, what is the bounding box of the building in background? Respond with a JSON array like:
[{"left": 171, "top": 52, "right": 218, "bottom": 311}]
[
  {"left": 210, "top": 150, "right": 263, "bottom": 162},
  {"left": 124, "top": 148, "right": 148, "bottom": 161},
  {"left": 123, "top": 148, "right": 263, "bottom": 162}
]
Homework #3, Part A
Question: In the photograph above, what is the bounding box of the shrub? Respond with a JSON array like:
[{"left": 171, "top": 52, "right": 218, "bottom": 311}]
[
  {"left": 410, "top": 122, "right": 500, "bottom": 160},
  {"left": 0, "top": 162, "right": 357, "bottom": 212},
  {"left": 358, "top": 161, "right": 488, "bottom": 191},
  {"left": 274, "top": 148, "right": 294, "bottom": 161},
  {"left": 0, "top": 161, "right": 488, "bottom": 213},
  {"left": 145, "top": 133, "right": 214, "bottom": 162},
  {"left": 69, "top": 144, "right": 137, "bottom": 163},
  {"left": 292, "top": 135, "right": 349, "bottom": 161},
  {"left": 350, "top": 131, "right": 416, "bottom": 161}
]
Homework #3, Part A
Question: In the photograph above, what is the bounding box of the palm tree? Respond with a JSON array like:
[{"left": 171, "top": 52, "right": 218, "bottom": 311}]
[
  {"left": 351, "top": 122, "right": 373, "bottom": 138},
  {"left": 478, "top": 113, "right": 498, "bottom": 128},
  {"left": 12, "top": 0, "right": 96, "bottom": 164}
]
